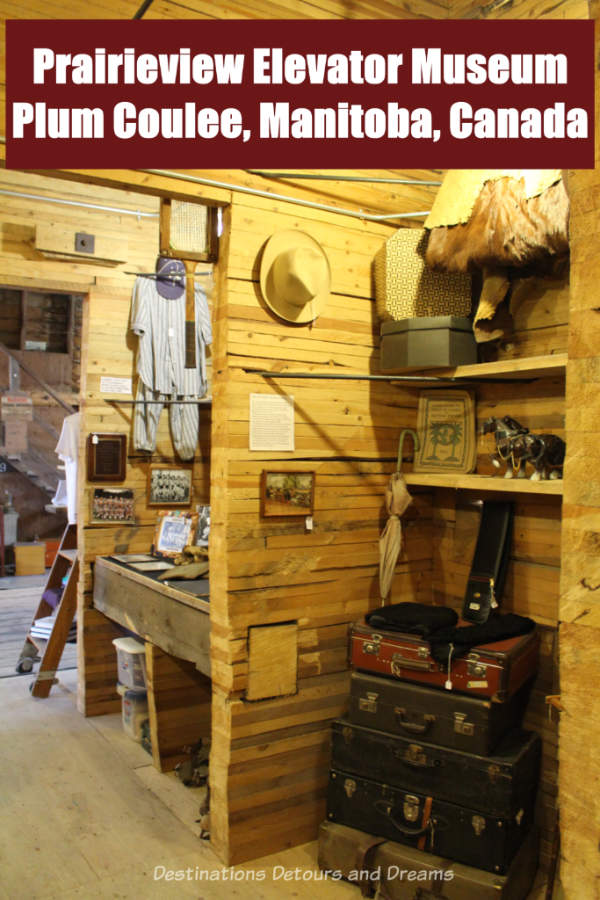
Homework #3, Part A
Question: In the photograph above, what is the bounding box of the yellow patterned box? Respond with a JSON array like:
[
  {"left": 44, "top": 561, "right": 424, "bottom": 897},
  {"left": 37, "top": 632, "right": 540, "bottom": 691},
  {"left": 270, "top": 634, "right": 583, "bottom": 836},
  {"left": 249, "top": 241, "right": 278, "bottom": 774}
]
[{"left": 374, "top": 228, "right": 472, "bottom": 321}]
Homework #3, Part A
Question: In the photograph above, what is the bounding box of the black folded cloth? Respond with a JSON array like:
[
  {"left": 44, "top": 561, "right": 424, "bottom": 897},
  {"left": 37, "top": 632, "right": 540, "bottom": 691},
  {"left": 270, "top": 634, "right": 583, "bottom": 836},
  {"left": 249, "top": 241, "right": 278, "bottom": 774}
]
[
  {"left": 428, "top": 613, "right": 537, "bottom": 664},
  {"left": 366, "top": 602, "right": 458, "bottom": 638},
  {"left": 364, "top": 603, "right": 536, "bottom": 663}
]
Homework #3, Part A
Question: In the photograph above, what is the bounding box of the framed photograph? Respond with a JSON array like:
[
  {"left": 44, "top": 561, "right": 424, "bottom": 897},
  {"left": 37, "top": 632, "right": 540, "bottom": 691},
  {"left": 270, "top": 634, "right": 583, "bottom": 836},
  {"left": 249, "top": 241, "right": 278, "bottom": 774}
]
[
  {"left": 414, "top": 390, "right": 476, "bottom": 474},
  {"left": 260, "top": 471, "right": 315, "bottom": 518},
  {"left": 148, "top": 465, "right": 193, "bottom": 507},
  {"left": 86, "top": 433, "right": 127, "bottom": 482},
  {"left": 152, "top": 510, "right": 199, "bottom": 558},
  {"left": 91, "top": 488, "right": 135, "bottom": 524},
  {"left": 196, "top": 505, "right": 211, "bottom": 546}
]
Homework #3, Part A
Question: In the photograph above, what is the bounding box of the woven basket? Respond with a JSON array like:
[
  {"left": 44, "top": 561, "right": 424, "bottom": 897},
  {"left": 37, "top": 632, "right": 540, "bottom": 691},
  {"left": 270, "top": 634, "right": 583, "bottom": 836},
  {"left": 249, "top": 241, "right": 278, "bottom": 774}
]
[{"left": 374, "top": 228, "right": 472, "bottom": 321}]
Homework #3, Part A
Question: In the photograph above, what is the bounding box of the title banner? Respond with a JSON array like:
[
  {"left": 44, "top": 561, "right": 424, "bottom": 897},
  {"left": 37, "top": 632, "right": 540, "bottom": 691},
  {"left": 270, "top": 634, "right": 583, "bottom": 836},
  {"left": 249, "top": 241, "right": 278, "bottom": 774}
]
[{"left": 5, "top": 18, "right": 595, "bottom": 169}]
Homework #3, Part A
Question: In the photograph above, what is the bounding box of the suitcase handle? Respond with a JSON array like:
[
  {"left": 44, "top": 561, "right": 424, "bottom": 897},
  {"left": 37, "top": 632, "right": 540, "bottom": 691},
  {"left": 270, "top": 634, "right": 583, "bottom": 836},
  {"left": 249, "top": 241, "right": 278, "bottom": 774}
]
[
  {"left": 391, "top": 653, "right": 436, "bottom": 675},
  {"left": 392, "top": 747, "right": 439, "bottom": 769},
  {"left": 374, "top": 800, "right": 431, "bottom": 837},
  {"left": 394, "top": 707, "right": 436, "bottom": 734}
]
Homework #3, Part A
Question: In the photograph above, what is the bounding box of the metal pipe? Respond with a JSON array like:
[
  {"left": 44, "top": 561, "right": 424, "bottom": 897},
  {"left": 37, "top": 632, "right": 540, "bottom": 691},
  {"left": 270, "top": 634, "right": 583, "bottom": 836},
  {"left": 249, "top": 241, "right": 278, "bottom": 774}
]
[
  {"left": 243, "top": 368, "right": 458, "bottom": 383},
  {"left": 246, "top": 170, "right": 442, "bottom": 186},
  {"left": 0, "top": 188, "right": 159, "bottom": 220},
  {"left": 139, "top": 170, "right": 431, "bottom": 222}
]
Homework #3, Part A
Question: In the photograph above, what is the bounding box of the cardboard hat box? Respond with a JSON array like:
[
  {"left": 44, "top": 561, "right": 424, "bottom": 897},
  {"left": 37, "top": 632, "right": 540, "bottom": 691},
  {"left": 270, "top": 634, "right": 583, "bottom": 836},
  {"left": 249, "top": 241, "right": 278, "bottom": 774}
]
[{"left": 380, "top": 315, "right": 477, "bottom": 371}]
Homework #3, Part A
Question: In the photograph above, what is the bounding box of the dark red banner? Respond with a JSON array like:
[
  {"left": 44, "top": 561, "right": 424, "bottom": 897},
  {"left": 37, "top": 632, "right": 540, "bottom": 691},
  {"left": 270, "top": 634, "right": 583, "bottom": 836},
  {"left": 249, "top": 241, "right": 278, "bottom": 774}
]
[{"left": 5, "top": 18, "right": 595, "bottom": 169}]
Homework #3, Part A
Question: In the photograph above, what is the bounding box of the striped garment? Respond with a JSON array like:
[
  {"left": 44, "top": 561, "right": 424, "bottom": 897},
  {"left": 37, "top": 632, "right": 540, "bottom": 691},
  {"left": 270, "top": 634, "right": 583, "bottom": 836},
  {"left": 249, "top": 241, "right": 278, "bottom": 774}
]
[{"left": 130, "top": 276, "right": 212, "bottom": 460}]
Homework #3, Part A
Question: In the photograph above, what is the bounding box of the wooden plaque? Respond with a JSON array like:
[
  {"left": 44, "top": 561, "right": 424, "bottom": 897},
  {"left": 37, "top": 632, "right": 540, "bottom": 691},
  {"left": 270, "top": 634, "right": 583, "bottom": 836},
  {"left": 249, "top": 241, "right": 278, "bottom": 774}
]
[
  {"left": 86, "top": 433, "right": 127, "bottom": 482},
  {"left": 414, "top": 390, "right": 476, "bottom": 474}
]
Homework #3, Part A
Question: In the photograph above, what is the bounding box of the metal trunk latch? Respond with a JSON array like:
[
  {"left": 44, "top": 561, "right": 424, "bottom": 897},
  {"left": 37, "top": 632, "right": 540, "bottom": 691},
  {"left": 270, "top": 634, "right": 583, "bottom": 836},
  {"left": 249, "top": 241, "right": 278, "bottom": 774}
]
[
  {"left": 358, "top": 692, "right": 379, "bottom": 713},
  {"left": 403, "top": 794, "right": 420, "bottom": 822},
  {"left": 472, "top": 815, "right": 486, "bottom": 836},
  {"left": 454, "top": 712, "right": 475, "bottom": 736},
  {"left": 363, "top": 634, "right": 382, "bottom": 656},
  {"left": 344, "top": 778, "right": 357, "bottom": 798},
  {"left": 467, "top": 652, "right": 488, "bottom": 678}
]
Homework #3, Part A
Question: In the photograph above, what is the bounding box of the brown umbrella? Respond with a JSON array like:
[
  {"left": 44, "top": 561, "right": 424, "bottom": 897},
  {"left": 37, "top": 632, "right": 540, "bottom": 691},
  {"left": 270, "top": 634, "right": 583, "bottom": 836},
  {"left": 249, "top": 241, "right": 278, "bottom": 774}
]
[{"left": 379, "top": 429, "right": 419, "bottom": 604}]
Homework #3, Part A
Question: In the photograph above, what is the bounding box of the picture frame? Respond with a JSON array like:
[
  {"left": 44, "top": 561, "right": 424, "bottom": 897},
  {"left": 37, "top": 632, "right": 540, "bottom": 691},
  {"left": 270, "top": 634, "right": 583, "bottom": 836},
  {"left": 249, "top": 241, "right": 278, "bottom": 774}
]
[
  {"left": 90, "top": 488, "right": 135, "bottom": 525},
  {"left": 414, "top": 389, "right": 477, "bottom": 474},
  {"left": 260, "top": 471, "right": 315, "bottom": 518},
  {"left": 152, "top": 510, "right": 199, "bottom": 558},
  {"left": 86, "top": 433, "right": 127, "bottom": 482},
  {"left": 147, "top": 465, "right": 193, "bottom": 507},
  {"left": 196, "top": 505, "right": 211, "bottom": 546}
]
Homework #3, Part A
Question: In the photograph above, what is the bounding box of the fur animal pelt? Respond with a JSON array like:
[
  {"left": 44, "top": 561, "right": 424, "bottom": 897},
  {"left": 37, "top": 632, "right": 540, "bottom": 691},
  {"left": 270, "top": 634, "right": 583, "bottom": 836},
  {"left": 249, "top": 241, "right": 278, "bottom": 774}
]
[{"left": 425, "top": 177, "right": 569, "bottom": 273}]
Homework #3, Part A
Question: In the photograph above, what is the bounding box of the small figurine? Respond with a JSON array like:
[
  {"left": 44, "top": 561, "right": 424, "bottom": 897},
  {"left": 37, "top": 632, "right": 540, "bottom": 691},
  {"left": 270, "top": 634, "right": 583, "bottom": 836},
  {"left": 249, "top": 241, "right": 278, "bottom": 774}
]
[{"left": 482, "top": 416, "right": 565, "bottom": 480}]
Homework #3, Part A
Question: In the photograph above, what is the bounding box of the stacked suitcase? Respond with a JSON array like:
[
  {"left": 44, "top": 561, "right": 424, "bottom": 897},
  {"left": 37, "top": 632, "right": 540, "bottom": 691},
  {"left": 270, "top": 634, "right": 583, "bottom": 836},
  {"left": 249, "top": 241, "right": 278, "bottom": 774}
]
[{"left": 320, "top": 617, "right": 542, "bottom": 898}]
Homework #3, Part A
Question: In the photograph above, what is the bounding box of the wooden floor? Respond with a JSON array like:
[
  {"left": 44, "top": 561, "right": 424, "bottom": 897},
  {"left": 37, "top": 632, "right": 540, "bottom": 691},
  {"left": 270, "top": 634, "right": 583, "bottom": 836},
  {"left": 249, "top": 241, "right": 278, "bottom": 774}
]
[
  {"left": 0, "top": 583, "right": 77, "bottom": 678},
  {"left": 0, "top": 667, "right": 560, "bottom": 900}
]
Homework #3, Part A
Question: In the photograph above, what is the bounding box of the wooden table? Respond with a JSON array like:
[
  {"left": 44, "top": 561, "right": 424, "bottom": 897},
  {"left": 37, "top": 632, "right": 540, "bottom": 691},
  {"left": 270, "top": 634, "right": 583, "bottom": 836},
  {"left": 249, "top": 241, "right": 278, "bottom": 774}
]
[{"left": 93, "top": 556, "right": 211, "bottom": 771}]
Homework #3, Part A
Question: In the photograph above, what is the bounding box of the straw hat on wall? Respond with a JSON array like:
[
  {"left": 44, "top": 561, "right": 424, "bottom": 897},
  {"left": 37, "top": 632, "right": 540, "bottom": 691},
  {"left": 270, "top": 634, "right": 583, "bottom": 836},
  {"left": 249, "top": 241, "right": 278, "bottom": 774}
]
[{"left": 260, "top": 230, "right": 330, "bottom": 324}]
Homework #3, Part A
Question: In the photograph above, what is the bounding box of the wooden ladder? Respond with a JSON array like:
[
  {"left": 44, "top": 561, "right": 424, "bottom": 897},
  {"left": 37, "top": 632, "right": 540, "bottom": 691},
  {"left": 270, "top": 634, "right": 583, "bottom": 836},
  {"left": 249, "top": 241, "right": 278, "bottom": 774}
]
[{"left": 16, "top": 523, "right": 78, "bottom": 698}]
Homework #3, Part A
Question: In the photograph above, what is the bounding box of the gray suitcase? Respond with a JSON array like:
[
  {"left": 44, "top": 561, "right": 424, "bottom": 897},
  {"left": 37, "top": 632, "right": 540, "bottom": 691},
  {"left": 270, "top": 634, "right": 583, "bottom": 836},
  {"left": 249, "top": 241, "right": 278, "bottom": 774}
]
[
  {"left": 349, "top": 671, "right": 530, "bottom": 755},
  {"left": 318, "top": 820, "right": 539, "bottom": 899}
]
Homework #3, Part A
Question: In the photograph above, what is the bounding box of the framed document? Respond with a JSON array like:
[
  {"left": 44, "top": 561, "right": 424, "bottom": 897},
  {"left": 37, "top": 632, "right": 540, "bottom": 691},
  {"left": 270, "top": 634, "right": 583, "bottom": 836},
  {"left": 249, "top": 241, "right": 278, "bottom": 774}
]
[
  {"left": 414, "top": 390, "right": 476, "bottom": 474},
  {"left": 86, "top": 433, "right": 127, "bottom": 482}
]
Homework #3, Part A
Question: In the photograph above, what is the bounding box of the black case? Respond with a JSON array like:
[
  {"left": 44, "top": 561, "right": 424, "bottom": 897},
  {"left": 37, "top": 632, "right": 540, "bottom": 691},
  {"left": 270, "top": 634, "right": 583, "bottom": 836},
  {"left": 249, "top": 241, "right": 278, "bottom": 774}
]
[
  {"left": 327, "top": 768, "right": 533, "bottom": 875},
  {"left": 331, "top": 720, "right": 541, "bottom": 818},
  {"left": 349, "top": 671, "right": 530, "bottom": 755}
]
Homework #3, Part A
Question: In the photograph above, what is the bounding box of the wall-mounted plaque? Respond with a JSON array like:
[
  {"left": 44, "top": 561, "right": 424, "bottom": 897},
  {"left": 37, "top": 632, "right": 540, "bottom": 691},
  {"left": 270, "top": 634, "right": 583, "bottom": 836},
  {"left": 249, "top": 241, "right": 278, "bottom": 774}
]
[
  {"left": 86, "top": 432, "right": 127, "bottom": 482},
  {"left": 414, "top": 390, "right": 476, "bottom": 474}
]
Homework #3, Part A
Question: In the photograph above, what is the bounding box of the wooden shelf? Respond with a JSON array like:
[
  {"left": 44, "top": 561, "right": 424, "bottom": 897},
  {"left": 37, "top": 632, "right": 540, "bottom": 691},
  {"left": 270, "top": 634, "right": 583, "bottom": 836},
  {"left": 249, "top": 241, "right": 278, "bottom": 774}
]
[
  {"left": 404, "top": 473, "right": 563, "bottom": 495},
  {"left": 384, "top": 353, "right": 568, "bottom": 381}
]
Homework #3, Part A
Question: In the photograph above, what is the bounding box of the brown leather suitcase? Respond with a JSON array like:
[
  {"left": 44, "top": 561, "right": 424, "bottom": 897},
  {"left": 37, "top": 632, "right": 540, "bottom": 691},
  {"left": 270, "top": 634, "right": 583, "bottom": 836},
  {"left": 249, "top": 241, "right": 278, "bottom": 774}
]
[
  {"left": 350, "top": 622, "right": 539, "bottom": 701},
  {"left": 318, "top": 820, "right": 539, "bottom": 899},
  {"left": 349, "top": 671, "right": 530, "bottom": 755}
]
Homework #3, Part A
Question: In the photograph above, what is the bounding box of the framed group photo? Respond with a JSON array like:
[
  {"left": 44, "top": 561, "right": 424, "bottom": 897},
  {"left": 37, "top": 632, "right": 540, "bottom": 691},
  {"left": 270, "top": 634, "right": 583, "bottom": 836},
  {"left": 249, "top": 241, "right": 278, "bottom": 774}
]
[
  {"left": 148, "top": 465, "right": 193, "bottom": 507},
  {"left": 90, "top": 488, "right": 135, "bottom": 525}
]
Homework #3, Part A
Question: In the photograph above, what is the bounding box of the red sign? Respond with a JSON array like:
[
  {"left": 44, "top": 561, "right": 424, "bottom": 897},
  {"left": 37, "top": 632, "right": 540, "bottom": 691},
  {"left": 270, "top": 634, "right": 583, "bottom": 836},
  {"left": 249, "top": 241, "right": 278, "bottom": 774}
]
[{"left": 5, "top": 19, "right": 595, "bottom": 169}]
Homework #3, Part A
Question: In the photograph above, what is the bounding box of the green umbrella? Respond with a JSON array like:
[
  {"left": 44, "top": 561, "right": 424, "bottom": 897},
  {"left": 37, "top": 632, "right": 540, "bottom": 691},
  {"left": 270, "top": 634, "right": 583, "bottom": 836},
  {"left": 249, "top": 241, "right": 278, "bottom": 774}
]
[{"left": 379, "top": 429, "right": 419, "bottom": 604}]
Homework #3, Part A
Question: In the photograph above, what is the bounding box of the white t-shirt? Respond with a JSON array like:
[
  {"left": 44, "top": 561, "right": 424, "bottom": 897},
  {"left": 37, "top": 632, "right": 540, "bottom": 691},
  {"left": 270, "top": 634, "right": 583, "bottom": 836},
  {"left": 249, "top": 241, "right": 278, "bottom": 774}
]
[{"left": 55, "top": 413, "right": 80, "bottom": 525}]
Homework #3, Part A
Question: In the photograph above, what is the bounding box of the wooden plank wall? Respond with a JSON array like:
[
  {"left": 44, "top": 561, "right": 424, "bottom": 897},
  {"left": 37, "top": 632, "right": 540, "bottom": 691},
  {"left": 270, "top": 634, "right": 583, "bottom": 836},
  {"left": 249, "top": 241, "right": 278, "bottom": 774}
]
[
  {"left": 0, "top": 168, "right": 212, "bottom": 714},
  {"left": 424, "top": 271, "right": 568, "bottom": 874},
  {"left": 558, "top": 1, "right": 600, "bottom": 891},
  {"left": 209, "top": 191, "right": 434, "bottom": 863}
]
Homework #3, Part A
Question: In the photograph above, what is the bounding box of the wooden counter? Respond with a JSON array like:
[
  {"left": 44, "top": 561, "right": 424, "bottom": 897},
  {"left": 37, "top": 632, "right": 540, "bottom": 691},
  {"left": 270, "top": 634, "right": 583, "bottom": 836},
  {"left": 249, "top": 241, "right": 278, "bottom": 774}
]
[
  {"left": 93, "top": 556, "right": 210, "bottom": 677},
  {"left": 93, "top": 557, "right": 212, "bottom": 772}
]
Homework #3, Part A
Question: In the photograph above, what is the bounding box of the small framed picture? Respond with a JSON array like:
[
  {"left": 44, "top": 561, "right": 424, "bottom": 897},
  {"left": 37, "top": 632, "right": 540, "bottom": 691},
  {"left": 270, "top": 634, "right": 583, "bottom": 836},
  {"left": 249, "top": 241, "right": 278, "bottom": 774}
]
[
  {"left": 196, "top": 505, "right": 211, "bottom": 546},
  {"left": 260, "top": 471, "right": 315, "bottom": 518},
  {"left": 148, "top": 465, "right": 193, "bottom": 507},
  {"left": 414, "top": 390, "right": 477, "bottom": 474},
  {"left": 91, "top": 488, "right": 135, "bottom": 524},
  {"left": 152, "top": 510, "right": 199, "bottom": 558}
]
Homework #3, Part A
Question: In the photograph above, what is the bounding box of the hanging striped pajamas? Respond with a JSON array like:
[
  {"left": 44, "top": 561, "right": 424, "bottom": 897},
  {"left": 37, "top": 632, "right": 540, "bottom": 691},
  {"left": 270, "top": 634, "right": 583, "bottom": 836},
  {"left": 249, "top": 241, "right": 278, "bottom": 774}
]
[{"left": 130, "top": 276, "right": 212, "bottom": 461}]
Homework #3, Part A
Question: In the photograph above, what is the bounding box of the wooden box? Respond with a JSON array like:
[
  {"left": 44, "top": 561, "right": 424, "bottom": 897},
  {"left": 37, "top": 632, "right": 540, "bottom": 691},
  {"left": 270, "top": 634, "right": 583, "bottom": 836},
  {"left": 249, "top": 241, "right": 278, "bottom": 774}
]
[{"left": 14, "top": 542, "right": 46, "bottom": 576}]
